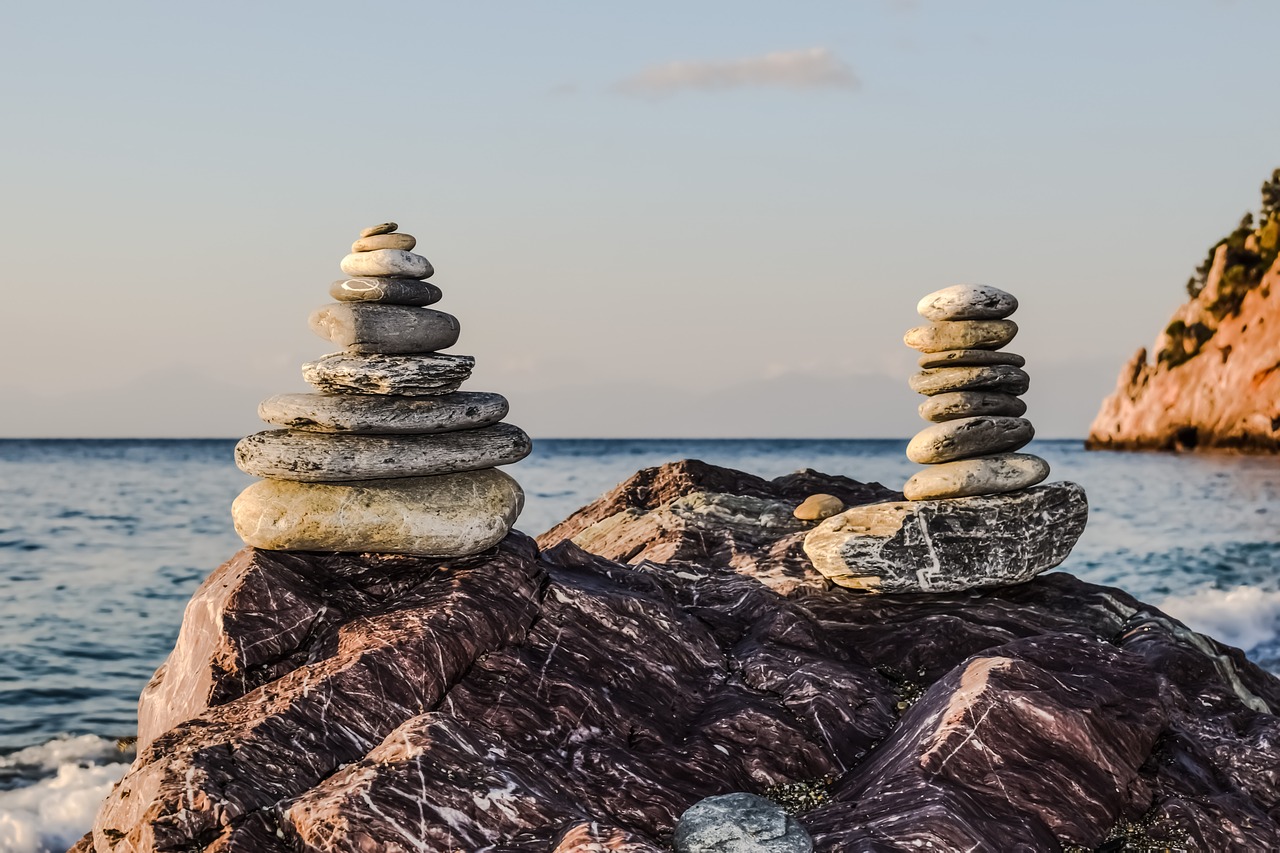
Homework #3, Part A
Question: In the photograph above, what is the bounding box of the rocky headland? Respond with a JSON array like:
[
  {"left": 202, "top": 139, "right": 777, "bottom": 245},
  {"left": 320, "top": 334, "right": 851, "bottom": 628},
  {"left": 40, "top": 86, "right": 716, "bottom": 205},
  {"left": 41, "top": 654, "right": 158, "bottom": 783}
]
[
  {"left": 1089, "top": 169, "right": 1280, "bottom": 451},
  {"left": 78, "top": 459, "right": 1280, "bottom": 852}
]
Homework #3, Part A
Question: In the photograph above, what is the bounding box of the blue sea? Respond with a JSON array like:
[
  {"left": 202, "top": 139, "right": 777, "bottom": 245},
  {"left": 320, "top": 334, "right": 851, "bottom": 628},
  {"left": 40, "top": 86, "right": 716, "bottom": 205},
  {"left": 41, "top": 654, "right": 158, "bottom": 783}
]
[{"left": 2, "top": 438, "right": 1280, "bottom": 850}]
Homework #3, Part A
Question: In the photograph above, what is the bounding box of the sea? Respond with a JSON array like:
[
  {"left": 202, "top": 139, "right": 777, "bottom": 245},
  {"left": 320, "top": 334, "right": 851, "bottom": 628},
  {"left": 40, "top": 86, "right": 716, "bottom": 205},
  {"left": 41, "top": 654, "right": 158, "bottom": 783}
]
[{"left": 2, "top": 438, "right": 1280, "bottom": 851}]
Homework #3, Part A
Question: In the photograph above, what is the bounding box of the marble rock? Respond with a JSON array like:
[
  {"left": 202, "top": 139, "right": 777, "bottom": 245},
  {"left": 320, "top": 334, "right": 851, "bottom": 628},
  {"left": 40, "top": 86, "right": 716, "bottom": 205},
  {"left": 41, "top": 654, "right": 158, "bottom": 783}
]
[
  {"left": 359, "top": 222, "right": 397, "bottom": 238},
  {"left": 903, "top": 452, "right": 1049, "bottom": 501},
  {"left": 903, "top": 320, "right": 1018, "bottom": 353},
  {"left": 231, "top": 468, "right": 524, "bottom": 555},
  {"left": 793, "top": 493, "right": 844, "bottom": 521},
  {"left": 308, "top": 303, "right": 460, "bottom": 354},
  {"left": 340, "top": 249, "right": 433, "bottom": 279},
  {"left": 917, "top": 284, "right": 1018, "bottom": 321},
  {"left": 918, "top": 349, "right": 1025, "bottom": 369},
  {"left": 329, "top": 277, "right": 443, "bottom": 306},
  {"left": 303, "top": 352, "right": 474, "bottom": 396},
  {"left": 258, "top": 391, "right": 508, "bottom": 434},
  {"left": 235, "top": 423, "right": 532, "bottom": 482},
  {"left": 909, "top": 364, "right": 1030, "bottom": 397},
  {"left": 919, "top": 391, "right": 1027, "bottom": 422},
  {"left": 673, "top": 793, "right": 814, "bottom": 853},
  {"left": 803, "top": 481, "right": 1086, "bottom": 593},
  {"left": 906, "top": 416, "right": 1034, "bottom": 464},
  {"left": 351, "top": 232, "right": 416, "bottom": 253}
]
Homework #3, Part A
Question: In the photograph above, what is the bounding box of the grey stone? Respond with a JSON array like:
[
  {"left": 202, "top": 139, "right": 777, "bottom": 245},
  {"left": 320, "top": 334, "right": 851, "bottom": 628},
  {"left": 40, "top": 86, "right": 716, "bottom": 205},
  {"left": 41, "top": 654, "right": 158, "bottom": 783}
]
[
  {"left": 351, "top": 232, "right": 416, "bottom": 253},
  {"left": 359, "top": 222, "right": 397, "bottom": 238},
  {"left": 793, "top": 493, "right": 844, "bottom": 521},
  {"left": 903, "top": 452, "right": 1050, "bottom": 501},
  {"left": 308, "top": 303, "right": 460, "bottom": 354},
  {"left": 919, "top": 391, "right": 1027, "bottom": 422},
  {"left": 909, "top": 365, "right": 1030, "bottom": 397},
  {"left": 235, "top": 423, "right": 532, "bottom": 482},
  {"left": 303, "top": 352, "right": 474, "bottom": 396},
  {"left": 258, "top": 391, "right": 509, "bottom": 434},
  {"left": 340, "top": 249, "right": 433, "bottom": 279},
  {"left": 329, "top": 277, "right": 443, "bottom": 306},
  {"left": 803, "top": 481, "right": 1085, "bottom": 593},
  {"left": 918, "top": 349, "right": 1025, "bottom": 369},
  {"left": 917, "top": 284, "right": 1018, "bottom": 321},
  {"left": 906, "top": 416, "right": 1034, "bottom": 464},
  {"left": 903, "top": 319, "right": 1018, "bottom": 353},
  {"left": 231, "top": 468, "right": 523, "bottom": 556},
  {"left": 674, "top": 793, "right": 813, "bottom": 853}
]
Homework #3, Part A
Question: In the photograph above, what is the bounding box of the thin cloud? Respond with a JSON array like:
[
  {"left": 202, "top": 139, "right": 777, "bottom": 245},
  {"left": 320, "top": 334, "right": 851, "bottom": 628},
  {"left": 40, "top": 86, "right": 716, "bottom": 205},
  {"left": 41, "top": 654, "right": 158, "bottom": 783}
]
[{"left": 615, "top": 48, "right": 859, "bottom": 98}]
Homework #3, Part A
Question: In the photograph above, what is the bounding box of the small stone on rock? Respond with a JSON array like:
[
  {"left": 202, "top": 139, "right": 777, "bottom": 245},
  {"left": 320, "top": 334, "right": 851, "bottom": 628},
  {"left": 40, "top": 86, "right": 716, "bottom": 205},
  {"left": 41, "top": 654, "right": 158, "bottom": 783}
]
[
  {"left": 303, "top": 352, "right": 474, "bottom": 396},
  {"left": 917, "top": 284, "right": 1018, "bottom": 321},
  {"left": 329, "top": 277, "right": 442, "bottom": 306},
  {"left": 673, "top": 792, "right": 814, "bottom": 853},
  {"left": 902, "top": 452, "right": 1050, "bottom": 501},
  {"left": 359, "top": 222, "right": 398, "bottom": 238},
  {"left": 793, "top": 494, "right": 844, "bottom": 521},
  {"left": 906, "top": 416, "right": 1034, "bottom": 464},
  {"left": 909, "top": 365, "right": 1030, "bottom": 397},
  {"left": 308, "top": 303, "right": 460, "bottom": 354},
  {"left": 919, "top": 391, "right": 1027, "bottom": 422},
  {"left": 340, "top": 249, "right": 434, "bottom": 279},
  {"left": 903, "top": 320, "right": 1018, "bottom": 353},
  {"left": 352, "top": 233, "right": 416, "bottom": 253},
  {"left": 258, "top": 391, "right": 508, "bottom": 434},
  {"left": 918, "top": 349, "right": 1026, "bottom": 369}
]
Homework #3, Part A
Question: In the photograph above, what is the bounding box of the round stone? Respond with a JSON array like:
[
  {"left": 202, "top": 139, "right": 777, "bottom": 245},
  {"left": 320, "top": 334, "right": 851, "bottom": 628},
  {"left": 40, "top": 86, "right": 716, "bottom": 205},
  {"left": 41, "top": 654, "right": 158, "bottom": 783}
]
[
  {"left": 234, "top": 423, "right": 532, "bottom": 482},
  {"left": 903, "top": 320, "right": 1018, "bottom": 353},
  {"left": 340, "top": 249, "right": 433, "bottom": 279},
  {"left": 909, "top": 365, "right": 1030, "bottom": 397},
  {"left": 330, "top": 277, "right": 443, "bottom": 306},
  {"left": 793, "top": 494, "right": 844, "bottom": 521},
  {"left": 917, "top": 285, "right": 1018, "bottom": 321},
  {"left": 906, "top": 416, "right": 1034, "bottom": 464},
  {"left": 351, "top": 233, "right": 416, "bottom": 253},
  {"left": 231, "top": 468, "right": 524, "bottom": 556},
  {"left": 918, "top": 349, "right": 1025, "bottom": 369},
  {"left": 674, "top": 793, "right": 813, "bottom": 853},
  {"left": 919, "top": 391, "right": 1027, "bottom": 422},
  {"left": 303, "top": 352, "right": 474, "bottom": 396},
  {"left": 258, "top": 391, "right": 509, "bottom": 434},
  {"left": 903, "top": 453, "right": 1050, "bottom": 501},
  {"left": 359, "top": 222, "right": 398, "bottom": 238},
  {"left": 308, "top": 303, "right": 460, "bottom": 354}
]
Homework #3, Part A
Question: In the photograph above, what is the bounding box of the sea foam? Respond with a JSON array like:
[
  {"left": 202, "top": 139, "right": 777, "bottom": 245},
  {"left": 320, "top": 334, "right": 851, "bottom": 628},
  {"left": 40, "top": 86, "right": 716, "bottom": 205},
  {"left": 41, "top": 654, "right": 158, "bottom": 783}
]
[
  {"left": 0, "top": 736, "right": 129, "bottom": 853},
  {"left": 1159, "top": 585, "right": 1280, "bottom": 652}
]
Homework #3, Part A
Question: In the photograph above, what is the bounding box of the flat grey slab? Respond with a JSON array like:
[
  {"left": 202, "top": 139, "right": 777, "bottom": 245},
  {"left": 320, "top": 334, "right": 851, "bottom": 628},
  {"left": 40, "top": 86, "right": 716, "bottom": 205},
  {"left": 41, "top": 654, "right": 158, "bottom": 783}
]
[
  {"left": 259, "top": 391, "right": 509, "bottom": 434},
  {"left": 235, "top": 422, "right": 532, "bottom": 481},
  {"left": 904, "top": 452, "right": 1049, "bottom": 501},
  {"left": 308, "top": 303, "right": 460, "bottom": 354},
  {"left": 916, "top": 285, "right": 1018, "bottom": 321},
  {"left": 803, "top": 481, "right": 1087, "bottom": 593},
  {"left": 919, "top": 391, "right": 1027, "bottom": 422},
  {"left": 904, "top": 319, "right": 1018, "bottom": 353},
  {"left": 918, "top": 349, "right": 1025, "bottom": 369},
  {"left": 329, "top": 277, "right": 442, "bottom": 306},
  {"left": 906, "top": 416, "right": 1034, "bottom": 464},
  {"left": 674, "top": 792, "right": 813, "bottom": 853},
  {"left": 303, "top": 351, "right": 474, "bottom": 396},
  {"left": 910, "top": 365, "right": 1030, "bottom": 397}
]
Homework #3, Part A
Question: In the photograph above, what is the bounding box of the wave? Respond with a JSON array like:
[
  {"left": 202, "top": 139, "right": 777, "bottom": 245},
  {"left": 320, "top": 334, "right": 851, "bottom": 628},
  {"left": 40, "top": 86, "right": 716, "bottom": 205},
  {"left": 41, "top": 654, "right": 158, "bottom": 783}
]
[{"left": 1158, "top": 585, "right": 1280, "bottom": 652}]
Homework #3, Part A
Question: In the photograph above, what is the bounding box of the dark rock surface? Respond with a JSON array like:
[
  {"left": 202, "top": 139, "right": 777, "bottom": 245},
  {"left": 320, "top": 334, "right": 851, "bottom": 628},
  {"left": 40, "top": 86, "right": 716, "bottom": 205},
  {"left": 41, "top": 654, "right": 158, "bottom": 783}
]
[{"left": 84, "top": 460, "right": 1280, "bottom": 852}]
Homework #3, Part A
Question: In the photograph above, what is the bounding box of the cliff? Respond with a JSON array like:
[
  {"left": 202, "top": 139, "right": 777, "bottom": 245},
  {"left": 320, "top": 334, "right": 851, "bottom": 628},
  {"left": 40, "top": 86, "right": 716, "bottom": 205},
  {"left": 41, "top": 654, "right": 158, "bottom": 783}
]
[{"left": 78, "top": 461, "right": 1280, "bottom": 851}]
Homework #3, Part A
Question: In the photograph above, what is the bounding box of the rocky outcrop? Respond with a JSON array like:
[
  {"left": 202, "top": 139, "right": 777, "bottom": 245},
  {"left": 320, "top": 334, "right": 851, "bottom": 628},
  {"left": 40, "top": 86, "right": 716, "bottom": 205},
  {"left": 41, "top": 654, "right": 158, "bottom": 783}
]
[{"left": 81, "top": 461, "right": 1280, "bottom": 852}]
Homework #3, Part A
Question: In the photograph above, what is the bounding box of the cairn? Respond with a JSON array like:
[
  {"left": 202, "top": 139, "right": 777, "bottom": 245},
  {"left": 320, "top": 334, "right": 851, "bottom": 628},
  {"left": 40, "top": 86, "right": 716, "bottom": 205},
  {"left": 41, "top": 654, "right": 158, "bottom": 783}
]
[
  {"left": 802, "top": 284, "right": 1088, "bottom": 593},
  {"left": 231, "top": 222, "right": 531, "bottom": 556},
  {"left": 901, "top": 285, "right": 1049, "bottom": 500}
]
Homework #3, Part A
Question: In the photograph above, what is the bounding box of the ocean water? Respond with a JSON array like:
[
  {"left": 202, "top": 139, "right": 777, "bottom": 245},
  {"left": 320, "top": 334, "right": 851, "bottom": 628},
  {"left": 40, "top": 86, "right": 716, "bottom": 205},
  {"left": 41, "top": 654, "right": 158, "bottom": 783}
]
[{"left": 2, "top": 438, "right": 1280, "bottom": 850}]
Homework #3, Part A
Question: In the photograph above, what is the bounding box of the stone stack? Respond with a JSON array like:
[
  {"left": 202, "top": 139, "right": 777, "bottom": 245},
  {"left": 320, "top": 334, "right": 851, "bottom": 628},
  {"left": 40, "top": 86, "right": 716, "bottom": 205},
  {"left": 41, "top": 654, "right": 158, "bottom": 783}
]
[
  {"left": 231, "top": 222, "right": 531, "bottom": 557},
  {"left": 901, "top": 284, "right": 1049, "bottom": 500}
]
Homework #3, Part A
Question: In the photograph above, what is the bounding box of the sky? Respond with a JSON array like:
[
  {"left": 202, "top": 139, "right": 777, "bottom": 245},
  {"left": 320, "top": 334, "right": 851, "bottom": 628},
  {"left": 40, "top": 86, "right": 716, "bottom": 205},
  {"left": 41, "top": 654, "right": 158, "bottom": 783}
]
[{"left": 2, "top": 0, "right": 1279, "bottom": 438}]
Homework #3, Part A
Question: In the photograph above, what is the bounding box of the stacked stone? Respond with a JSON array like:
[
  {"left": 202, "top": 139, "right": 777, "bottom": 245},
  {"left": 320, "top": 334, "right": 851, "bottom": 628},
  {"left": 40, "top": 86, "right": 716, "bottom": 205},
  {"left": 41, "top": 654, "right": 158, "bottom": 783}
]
[
  {"left": 231, "top": 222, "right": 531, "bottom": 557},
  {"left": 900, "top": 284, "right": 1049, "bottom": 501}
]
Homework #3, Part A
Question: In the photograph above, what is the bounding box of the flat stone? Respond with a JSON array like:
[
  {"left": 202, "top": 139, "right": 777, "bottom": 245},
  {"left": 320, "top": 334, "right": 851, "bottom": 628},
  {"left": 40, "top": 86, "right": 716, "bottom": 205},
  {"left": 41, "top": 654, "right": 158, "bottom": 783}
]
[
  {"left": 329, "top": 277, "right": 443, "bottom": 306},
  {"left": 917, "top": 285, "right": 1018, "bottom": 321},
  {"left": 235, "top": 423, "right": 532, "bottom": 482},
  {"left": 359, "top": 222, "right": 398, "bottom": 238},
  {"left": 903, "top": 320, "right": 1018, "bottom": 353},
  {"left": 909, "top": 365, "right": 1030, "bottom": 397},
  {"left": 308, "top": 303, "right": 460, "bottom": 354},
  {"left": 906, "top": 416, "right": 1034, "bottom": 464},
  {"left": 793, "top": 493, "right": 844, "bottom": 521},
  {"left": 231, "top": 468, "right": 524, "bottom": 556},
  {"left": 918, "top": 349, "right": 1025, "bottom": 369},
  {"left": 352, "top": 233, "right": 416, "bottom": 253},
  {"left": 303, "top": 352, "right": 474, "bottom": 396},
  {"left": 903, "top": 452, "right": 1050, "bottom": 501},
  {"left": 803, "top": 481, "right": 1085, "bottom": 593},
  {"left": 919, "top": 391, "right": 1027, "bottom": 422},
  {"left": 258, "top": 391, "right": 509, "bottom": 434},
  {"left": 674, "top": 793, "right": 813, "bottom": 853},
  {"left": 340, "top": 249, "right": 433, "bottom": 279}
]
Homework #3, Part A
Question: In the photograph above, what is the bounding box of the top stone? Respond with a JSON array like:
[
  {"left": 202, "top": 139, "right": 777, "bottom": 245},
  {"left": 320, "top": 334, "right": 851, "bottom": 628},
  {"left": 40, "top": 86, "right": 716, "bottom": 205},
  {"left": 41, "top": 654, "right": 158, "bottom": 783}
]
[
  {"left": 917, "top": 285, "right": 1018, "bottom": 321},
  {"left": 360, "top": 222, "right": 398, "bottom": 238}
]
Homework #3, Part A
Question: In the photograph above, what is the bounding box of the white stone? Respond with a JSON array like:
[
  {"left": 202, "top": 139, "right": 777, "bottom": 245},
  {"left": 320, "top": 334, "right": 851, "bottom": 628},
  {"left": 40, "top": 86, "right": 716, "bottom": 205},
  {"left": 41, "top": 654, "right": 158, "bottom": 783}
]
[
  {"left": 917, "top": 285, "right": 1018, "bottom": 321},
  {"left": 903, "top": 453, "right": 1050, "bottom": 501},
  {"left": 340, "top": 249, "right": 433, "bottom": 279}
]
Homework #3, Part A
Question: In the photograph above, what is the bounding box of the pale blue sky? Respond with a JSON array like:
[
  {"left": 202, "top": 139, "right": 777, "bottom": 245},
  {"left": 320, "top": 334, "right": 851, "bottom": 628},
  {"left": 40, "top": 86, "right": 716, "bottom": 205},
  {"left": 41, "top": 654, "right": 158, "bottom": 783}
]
[{"left": 2, "top": 1, "right": 1277, "bottom": 437}]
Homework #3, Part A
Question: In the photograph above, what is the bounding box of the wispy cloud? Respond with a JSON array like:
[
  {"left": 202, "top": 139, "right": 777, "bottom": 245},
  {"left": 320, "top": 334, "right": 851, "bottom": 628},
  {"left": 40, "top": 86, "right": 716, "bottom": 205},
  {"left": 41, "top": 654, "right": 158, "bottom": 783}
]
[{"left": 614, "top": 47, "right": 859, "bottom": 98}]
